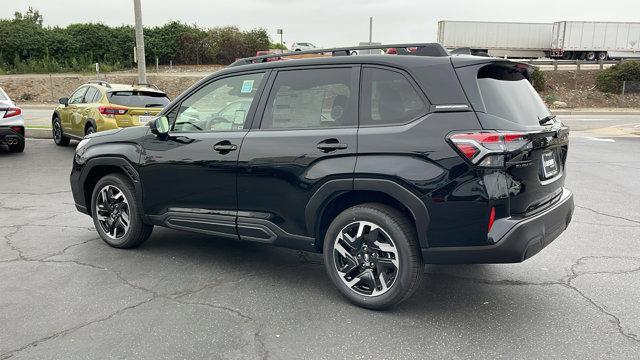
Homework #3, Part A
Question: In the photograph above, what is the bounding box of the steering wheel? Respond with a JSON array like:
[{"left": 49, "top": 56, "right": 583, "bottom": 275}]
[{"left": 205, "top": 117, "right": 236, "bottom": 131}]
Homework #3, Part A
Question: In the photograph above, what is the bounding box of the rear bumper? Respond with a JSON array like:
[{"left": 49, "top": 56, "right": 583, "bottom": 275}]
[
  {"left": 422, "top": 188, "right": 574, "bottom": 264},
  {"left": 0, "top": 126, "right": 25, "bottom": 144}
]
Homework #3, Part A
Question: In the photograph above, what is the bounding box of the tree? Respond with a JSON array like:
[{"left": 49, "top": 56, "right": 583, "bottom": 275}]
[{"left": 14, "top": 6, "right": 43, "bottom": 26}]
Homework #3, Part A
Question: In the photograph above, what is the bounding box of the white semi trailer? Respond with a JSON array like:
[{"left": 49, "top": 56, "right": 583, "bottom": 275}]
[
  {"left": 437, "top": 21, "right": 553, "bottom": 58},
  {"left": 551, "top": 21, "right": 640, "bottom": 60},
  {"left": 438, "top": 20, "right": 640, "bottom": 60}
]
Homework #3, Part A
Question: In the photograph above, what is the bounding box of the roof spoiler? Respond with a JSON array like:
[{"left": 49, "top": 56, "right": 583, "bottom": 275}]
[{"left": 229, "top": 43, "right": 449, "bottom": 67}]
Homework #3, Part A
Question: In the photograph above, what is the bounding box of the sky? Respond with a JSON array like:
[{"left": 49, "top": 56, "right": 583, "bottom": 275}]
[{"left": 9, "top": 0, "right": 640, "bottom": 47}]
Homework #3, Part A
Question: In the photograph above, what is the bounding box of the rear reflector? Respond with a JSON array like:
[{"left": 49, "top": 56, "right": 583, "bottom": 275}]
[
  {"left": 448, "top": 131, "right": 530, "bottom": 167},
  {"left": 99, "top": 106, "right": 128, "bottom": 116},
  {"left": 488, "top": 207, "right": 496, "bottom": 232},
  {"left": 2, "top": 107, "right": 22, "bottom": 118}
]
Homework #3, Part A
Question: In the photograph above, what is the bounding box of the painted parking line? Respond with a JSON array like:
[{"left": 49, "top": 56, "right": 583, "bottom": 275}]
[{"left": 582, "top": 136, "right": 615, "bottom": 142}]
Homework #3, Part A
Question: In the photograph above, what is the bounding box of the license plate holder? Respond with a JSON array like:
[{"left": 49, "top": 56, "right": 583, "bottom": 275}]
[
  {"left": 138, "top": 115, "right": 154, "bottom": 124},
  {"left": 541, "top": 150, "right": 559, "bottom": 179}
]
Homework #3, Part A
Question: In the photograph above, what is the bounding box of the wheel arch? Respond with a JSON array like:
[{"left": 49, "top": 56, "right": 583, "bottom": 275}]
[
  {"left": 307, "top": 178, "right": 430, "bottom": 252},
  {"left": 80, "top": 157, "right": 142, "bottom": 216},
  {"left": 85, "top": 118, "right": 97, "bottom": 133}
]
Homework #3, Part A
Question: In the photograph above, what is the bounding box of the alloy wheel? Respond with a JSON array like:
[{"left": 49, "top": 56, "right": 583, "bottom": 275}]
[
  {"left": 95, "top": 185, "right": 131, "bottom": 240},
  {"left": 332, "top": 221, "right": 400, "bottom": 296},
  {"left": 53, "top": 121, "right": 62, "bottom": 142}
]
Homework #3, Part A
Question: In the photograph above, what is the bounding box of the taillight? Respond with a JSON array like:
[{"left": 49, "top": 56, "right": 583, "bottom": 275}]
[
  {"left": 3, "top": 107, "right": 22, "bottom": 118},
  {"left": 449, "top": 131, "right": 530, "bottom": 168},
  {"left": 99, "top": 106, "right": 128, "bottom": 116}
]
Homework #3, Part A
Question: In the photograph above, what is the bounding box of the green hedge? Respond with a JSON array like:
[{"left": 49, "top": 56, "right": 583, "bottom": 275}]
[
  {"left": 530, "top": 67, "right": 545, "bottom": 92},
  {"left": 596, "top": 61, "right": 640, "bottom": 93},
  {"left": 0, "top": 11, "right": 272, "bottom": 73}
]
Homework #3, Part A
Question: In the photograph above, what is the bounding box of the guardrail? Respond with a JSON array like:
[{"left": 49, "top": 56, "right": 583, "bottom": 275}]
[{"left": 524, "top": 59, "right": 624, "bottom": 70}]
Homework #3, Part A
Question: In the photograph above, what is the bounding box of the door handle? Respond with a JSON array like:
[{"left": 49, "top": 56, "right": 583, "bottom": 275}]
[
  {"left": 317, "top": 139, "right": 348, "bottom": 152},
  {"left": 213, "top": 140, "right": 238, "bottom": 154}
]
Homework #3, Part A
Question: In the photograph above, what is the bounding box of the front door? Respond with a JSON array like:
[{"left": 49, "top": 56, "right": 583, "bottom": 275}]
[
  {"left": 60, "top": 86, "right": 88, "bottom": 135},
  {"left": 237, "top": 66, "right": 359, "bottom": 248},
  {"left": 138, "top": 72, "right": 267, "bottom": 238}
]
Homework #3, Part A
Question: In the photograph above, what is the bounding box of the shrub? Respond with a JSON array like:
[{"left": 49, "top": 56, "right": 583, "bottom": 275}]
[
  {"left": 530, "top": 67, "right": 545, "bottom": 92},
  {"left": 544, "top": 94, "right": 558, "bottom": 104},
  {"left": 0, "top": 8, "right": 275, "bottom": 72},
  {"left": 596, "top": 61, "right": 640, "bottom": 93}
]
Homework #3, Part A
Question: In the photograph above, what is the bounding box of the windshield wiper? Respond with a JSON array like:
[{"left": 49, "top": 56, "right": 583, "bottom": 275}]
[
  {"left": 538, "top": 114, "right": 556, "bottom": 126},
  {"left": 145, "top": 103, "right": 164, "bottom": 108}
]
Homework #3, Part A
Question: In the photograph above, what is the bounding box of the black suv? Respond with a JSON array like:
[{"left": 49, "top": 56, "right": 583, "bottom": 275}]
[{"left": 70, "top": 44, "right": 574, "bottom": 309}]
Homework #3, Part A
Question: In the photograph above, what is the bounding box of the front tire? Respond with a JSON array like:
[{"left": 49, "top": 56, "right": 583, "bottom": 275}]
[
  {"left": 91, "top": 174, "right": 153, "bottom": 248},
  {"left": 323, "top": 203, "right": 423, "bottom": 309},
  {"left": 52, "top": 117, "right": 70, "bottom": 146}
]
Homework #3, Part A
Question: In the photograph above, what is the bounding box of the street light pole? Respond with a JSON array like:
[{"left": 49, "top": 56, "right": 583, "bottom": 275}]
[{"left": 133, "top": 0, "right": 147, "bottom": 84}]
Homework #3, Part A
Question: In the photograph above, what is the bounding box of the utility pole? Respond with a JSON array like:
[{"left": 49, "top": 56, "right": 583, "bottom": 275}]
[
  {"left": 369, "top": 17, "right": 373, "bottom": 45},
  {"left": 133, "top": 0, "right": 146, "bottom": 84}
]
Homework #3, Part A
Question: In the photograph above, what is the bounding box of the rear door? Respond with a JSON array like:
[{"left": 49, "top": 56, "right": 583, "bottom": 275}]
[
  {"left": 77, "top": 86, "right": 100, "bottom": 132},
  {"left": 236, "top": 66, "right": 359, "bottom": 244},
  {"left": 455, "top": 60, "right": 569, "bottom": 215}
]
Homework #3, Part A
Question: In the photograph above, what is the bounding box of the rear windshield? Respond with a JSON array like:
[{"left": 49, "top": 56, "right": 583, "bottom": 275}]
[
  {"left": 107, "top": 91, "right": 170, "bottom": 108},
  {"left": 477, "top": 65, "right": 550, "bottom": 126},
  {"left": 0, "top": 90, "right": 7, "bottom": 101}
]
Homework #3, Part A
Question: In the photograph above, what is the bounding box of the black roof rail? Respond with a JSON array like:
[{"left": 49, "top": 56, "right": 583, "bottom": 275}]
[
  {"left": 229, "top": 43, "right": 449, "bottom": 67},
  {"left": 87, "top": 80, "right": 111, "bottom": 88}
]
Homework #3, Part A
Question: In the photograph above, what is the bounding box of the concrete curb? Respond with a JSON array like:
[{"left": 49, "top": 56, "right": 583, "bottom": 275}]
[
  {"left": 552, "top": 110, "right": 640, "bottom": 116},
  {"left": 26, "top": 128, "right": 53, "bottom": 139}
]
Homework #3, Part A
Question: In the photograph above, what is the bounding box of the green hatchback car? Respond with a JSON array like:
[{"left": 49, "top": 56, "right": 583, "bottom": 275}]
[{"left": 52, "top": 81, "right": 170, "bottom": 145}]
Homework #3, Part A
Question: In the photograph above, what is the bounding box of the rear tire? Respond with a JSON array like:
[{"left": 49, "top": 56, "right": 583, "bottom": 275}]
[
  {"left": 85, "top": 124, "right": 95, "bottom": 136},
  {"left": 323, "top": 203, "right": 423, "bottom": 309},
  {"left": 597, "top": 52, "right": 608, "bottom": 61},
  {"left": 586, "top": 51, "right": 596, "bottom": 61},
  {"left": 90, "top": 173, "right": 153, "bottom": 249},
  {"left": 8, "top": 139, "right": 25, "bottom": 153},
  {"left": 52, "top": 117, "right": 70, "bottom": 146}
]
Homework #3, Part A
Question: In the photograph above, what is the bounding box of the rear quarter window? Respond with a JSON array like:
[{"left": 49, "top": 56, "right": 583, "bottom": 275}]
[{"left": 107, "top": 91, "right": 170, "bottom": 108}]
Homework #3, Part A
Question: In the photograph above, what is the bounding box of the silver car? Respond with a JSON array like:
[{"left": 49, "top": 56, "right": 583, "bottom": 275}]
[
  {"left": 0, "top": 87, "right": 25, "bottom": 152},
  {"left": 291, "top": 42, "right": 318, "bottom": 52}
]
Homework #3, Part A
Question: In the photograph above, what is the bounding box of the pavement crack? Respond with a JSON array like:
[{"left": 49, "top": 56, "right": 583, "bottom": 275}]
[
  {"left": 0, "top": 298, "right": 156, "bottom": 360},
  {"left": 563, "top": 256, "right": 640, "bottom": 344},
  {"left": 167, "top": 297, "right": 269, "bottom": 359},
  {"left": 576, "top": 205, "right": 640, "bottom": 225},
  {"left": 40, "top": 237, "right": 100, "bottom": 261}
]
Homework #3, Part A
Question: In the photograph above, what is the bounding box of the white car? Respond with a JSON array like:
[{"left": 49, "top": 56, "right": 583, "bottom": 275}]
[
  {"left": 0, "top": 87, "right": 25, "bottom": 152},
  {"left": 291, "top": 42, "right": 318, "bottom": 52}
]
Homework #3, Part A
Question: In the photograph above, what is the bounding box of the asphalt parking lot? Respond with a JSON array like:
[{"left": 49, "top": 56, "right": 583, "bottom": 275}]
[{"left": 1, "top": 121, "right": 640, "bottom": 359}]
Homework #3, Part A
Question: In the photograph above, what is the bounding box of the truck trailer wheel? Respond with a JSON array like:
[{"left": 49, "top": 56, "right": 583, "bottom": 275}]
[
  {"left": 597, "top": 52, "right": 608, "bottom": 61},
  {"left": 586, "top": 51, "right": 596, "bottom": 61}
]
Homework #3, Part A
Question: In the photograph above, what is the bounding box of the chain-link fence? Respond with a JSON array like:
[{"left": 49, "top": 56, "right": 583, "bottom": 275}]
[{"left": 618, "top": 81, "right": 640, "bottom": 108}]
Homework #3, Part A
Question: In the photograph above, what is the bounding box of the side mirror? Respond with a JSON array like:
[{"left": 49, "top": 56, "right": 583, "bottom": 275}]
[
  {"left": 59, "top": 97, "right": 69, "bottom": 106},
  {"left": 149, "top": 116, "right": 170, "bottom": 138}
]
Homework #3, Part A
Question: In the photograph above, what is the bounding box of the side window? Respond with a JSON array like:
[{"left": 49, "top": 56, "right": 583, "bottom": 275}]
[
  {"left": 360, "top": 67, "right": 427, "bottom": 126},
  {"left": 172, "top": 72, "right": 264, "bottom": 132},
  {"left": 83, "top": 87, "right": 99, "bottom": 103},
  {"left": 68, "top": 87, "right": 88, "bottom": 105},
  {"left": 261, "top": 68, "right": 355, "bottom": 129},
  {"left": 91, "top": 88, "right": 103, "bottom": 102}
]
